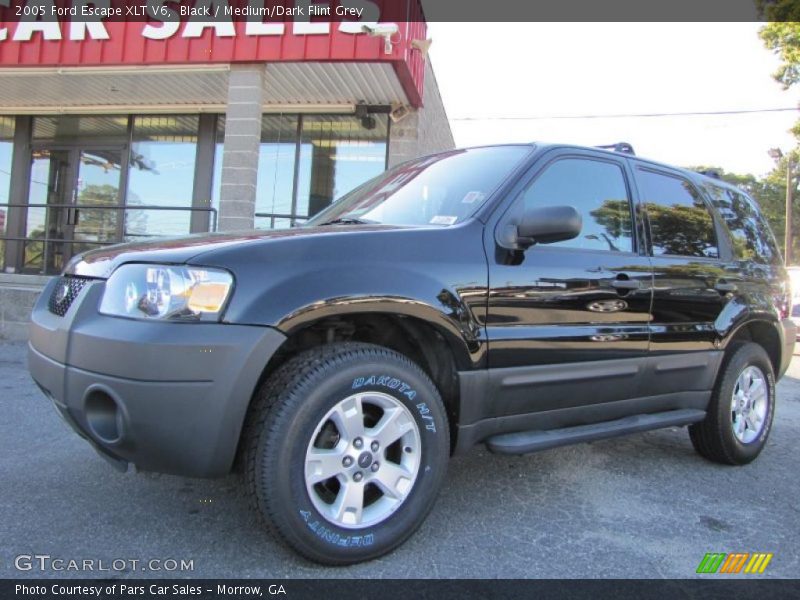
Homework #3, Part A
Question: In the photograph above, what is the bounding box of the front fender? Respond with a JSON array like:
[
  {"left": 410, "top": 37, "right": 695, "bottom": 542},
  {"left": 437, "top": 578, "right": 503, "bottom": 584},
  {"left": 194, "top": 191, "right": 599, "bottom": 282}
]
[{"left": 247, "top": 267, "right": 483, "bottom": 370}]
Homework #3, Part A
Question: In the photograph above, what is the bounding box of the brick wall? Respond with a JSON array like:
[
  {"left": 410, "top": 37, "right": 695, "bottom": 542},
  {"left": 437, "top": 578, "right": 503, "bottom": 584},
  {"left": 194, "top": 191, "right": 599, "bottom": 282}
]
[{"left": 388, "top": 59, "right": 455, "bottom": 167}]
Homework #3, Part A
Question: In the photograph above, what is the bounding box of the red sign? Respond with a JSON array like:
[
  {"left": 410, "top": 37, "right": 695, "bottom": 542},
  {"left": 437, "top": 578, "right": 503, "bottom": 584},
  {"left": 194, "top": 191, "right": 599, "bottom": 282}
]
[{"left": 0, "top": 0, "right": 427, "bottom": 105}]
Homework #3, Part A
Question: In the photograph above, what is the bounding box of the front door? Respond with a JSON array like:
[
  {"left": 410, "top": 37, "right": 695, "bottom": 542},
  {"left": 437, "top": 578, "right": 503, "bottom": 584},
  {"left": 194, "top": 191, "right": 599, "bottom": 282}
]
[
  {"left": 24, "top": 146, "right": 124, "bottom": 274},
  {"left": 485, "top": 150, "right": 654, "bottom": 422}
]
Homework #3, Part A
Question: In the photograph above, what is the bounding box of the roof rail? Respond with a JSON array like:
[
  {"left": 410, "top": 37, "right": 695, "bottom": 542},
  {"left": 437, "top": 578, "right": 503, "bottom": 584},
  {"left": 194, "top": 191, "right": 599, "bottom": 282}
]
[
  {"left": 695, "top": 168, "right": 722, "bottom": 180},
  {"left": 596, "top": 142, "right": 636, "bottom": 155}
]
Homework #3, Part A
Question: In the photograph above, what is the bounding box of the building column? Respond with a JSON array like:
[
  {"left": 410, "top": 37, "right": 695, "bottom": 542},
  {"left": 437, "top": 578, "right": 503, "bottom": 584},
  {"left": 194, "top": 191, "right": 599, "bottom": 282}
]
[
  {"left": 386, "top": 110, "right": 419, "bottom": 168},
  {"left": 218, "top": 64, "right": 264, "bottom": 231}
]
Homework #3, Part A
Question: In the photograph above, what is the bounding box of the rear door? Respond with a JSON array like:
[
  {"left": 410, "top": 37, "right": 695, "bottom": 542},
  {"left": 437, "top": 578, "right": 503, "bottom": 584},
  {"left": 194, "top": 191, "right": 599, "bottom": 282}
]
[
  {"left": 484, "top": 148, "right": 654, "bottom": 422},
  {"left": 632, "top": 165, "right": 730, "bottom": 396}
]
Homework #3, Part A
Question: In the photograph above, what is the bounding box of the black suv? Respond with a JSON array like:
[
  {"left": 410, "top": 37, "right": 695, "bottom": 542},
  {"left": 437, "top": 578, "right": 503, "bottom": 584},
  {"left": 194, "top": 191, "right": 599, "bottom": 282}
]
[{"left": 28, "top": 143, "right": 795, "bottom": 564}]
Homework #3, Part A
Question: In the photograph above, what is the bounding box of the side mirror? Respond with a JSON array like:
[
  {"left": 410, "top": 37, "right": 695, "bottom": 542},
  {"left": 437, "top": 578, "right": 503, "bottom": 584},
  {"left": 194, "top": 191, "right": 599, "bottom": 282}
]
[{"left": 516, "top": 205, "right": 582, "bottom": 249}]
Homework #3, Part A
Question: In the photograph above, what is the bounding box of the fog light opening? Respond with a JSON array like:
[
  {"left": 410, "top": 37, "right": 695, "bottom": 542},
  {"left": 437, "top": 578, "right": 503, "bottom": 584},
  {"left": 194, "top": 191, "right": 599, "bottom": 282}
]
[{"left": 84, "top": 389, "right": 124, "bottom": 444}]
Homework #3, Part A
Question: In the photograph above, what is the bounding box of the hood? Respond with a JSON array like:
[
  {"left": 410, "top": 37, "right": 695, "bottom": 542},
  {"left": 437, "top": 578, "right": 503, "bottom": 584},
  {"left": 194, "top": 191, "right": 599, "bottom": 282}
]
[{"left": 65, "top": 224, "right": 408, "bottom": 279}]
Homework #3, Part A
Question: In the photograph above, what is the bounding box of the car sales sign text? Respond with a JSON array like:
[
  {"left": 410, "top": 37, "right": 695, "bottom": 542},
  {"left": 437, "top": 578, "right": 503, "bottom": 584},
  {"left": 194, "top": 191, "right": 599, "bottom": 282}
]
[{"left": 1, "top": 0, "right": 387, "bottom": 41}]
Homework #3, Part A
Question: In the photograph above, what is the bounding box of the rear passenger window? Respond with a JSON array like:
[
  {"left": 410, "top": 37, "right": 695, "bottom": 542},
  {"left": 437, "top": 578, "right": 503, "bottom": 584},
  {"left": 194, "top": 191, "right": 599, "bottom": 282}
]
[
  {"left": 705, "top": 184, "right": 781, "bottom": 265},
  {"left": 636, "top": 169, "right": 719, "bottom": 259},
  {"left": 520, "top": 158, "right": 633, "bottom": 252}
]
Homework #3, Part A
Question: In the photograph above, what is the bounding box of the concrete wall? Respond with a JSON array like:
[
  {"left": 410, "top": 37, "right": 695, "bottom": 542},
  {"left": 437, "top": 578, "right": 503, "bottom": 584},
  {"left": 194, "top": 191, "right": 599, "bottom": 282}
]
[
  {"left": 0, "top": 274, "right": 48, "bottom": 341},
  {"left": 388, "top": 59, "right": 456, "bottom": 167}
]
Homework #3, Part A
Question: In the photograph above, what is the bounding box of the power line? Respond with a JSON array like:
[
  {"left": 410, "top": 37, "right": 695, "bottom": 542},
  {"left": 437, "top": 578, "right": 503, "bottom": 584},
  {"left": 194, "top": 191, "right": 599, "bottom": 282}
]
[{"left": 451, "top": 107, "right": 799, "bottom": 122}]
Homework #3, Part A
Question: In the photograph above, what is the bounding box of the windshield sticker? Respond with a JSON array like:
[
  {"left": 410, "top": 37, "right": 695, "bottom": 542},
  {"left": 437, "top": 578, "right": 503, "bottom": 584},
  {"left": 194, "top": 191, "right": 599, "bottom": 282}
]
[
  {"left": 462, "top": 191, "right": 485, "bottom": 204},
  {"left": 430, "top": 215, "right": 458, "bottom": 226}
]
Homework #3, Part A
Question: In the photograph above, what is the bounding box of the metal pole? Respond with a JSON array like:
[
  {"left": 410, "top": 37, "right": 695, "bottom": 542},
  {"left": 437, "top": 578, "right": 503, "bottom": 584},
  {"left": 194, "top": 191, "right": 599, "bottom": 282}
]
[{"left": 786, "top": 157, "right": 794, "bottom": 265}]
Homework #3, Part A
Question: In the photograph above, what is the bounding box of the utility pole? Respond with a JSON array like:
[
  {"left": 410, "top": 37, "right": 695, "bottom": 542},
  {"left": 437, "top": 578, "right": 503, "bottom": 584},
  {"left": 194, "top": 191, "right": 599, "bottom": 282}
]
[{"left": 786, "top": 155, "right": 794, "bottom": 265}]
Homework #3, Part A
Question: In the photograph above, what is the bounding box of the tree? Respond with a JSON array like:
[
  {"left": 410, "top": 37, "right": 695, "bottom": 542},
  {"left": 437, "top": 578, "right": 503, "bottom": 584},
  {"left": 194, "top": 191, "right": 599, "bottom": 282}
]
[{"left": 760, "top": 19, "right": 800, "bottom": 138}]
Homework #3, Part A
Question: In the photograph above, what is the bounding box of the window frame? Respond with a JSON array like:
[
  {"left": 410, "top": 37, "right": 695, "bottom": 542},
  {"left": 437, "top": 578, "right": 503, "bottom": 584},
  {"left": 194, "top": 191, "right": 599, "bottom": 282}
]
[
  {"left": 633, "top": 166, "right": 724, "bottom": 262},
  {"left": 494, "top": 150, "right": 641, "bottom": 256}
]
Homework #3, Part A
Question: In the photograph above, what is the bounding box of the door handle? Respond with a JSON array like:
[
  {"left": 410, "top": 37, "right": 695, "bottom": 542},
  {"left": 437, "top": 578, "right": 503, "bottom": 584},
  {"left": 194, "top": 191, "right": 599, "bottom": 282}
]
[
  {"left": 714, "top": 281, "right": 738, "bottom": 294},
  {"left": 611, "top": 278, "right": 642, "bottom": 291}
]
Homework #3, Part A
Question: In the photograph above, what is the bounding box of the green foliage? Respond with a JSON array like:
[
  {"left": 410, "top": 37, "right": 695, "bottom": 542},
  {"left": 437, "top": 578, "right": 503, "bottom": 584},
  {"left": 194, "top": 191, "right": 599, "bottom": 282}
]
[{"left": 760, "top": 21, "right": 800, "bottom": 89}]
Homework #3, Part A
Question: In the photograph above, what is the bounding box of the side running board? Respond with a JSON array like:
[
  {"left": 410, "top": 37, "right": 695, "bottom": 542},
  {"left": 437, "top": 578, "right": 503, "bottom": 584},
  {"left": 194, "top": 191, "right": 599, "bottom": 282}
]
[{"left": 485, "top": 409, "right": 706, "bottom": 455}]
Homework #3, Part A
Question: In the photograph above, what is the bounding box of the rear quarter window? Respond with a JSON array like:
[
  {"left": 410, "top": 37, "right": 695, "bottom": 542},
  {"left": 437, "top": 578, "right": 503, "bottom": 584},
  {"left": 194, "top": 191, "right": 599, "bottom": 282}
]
[{"left": 704, "top": 184, "right": 781, "bottom": 265}]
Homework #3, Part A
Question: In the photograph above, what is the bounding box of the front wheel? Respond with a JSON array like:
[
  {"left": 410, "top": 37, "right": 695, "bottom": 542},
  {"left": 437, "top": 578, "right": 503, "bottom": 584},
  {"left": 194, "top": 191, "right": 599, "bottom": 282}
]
[
  {"left": 244, "top": 342, "right": 450, "bottom": 565},
  {"left": 689, "top": 342, "right": 776, "bottom": 465}
]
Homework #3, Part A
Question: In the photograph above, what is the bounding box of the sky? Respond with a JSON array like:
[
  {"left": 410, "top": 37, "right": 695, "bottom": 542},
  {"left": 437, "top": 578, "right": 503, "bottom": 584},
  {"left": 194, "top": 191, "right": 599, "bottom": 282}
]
[{"left": 425, "top": 23, "right": 798, "bottom": 177}]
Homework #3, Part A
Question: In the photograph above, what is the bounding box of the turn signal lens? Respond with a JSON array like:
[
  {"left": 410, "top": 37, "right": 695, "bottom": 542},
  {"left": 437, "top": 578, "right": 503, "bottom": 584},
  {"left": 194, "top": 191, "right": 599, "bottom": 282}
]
[{"left": 188, "top": 281, "right": 231, "bottom": 313}]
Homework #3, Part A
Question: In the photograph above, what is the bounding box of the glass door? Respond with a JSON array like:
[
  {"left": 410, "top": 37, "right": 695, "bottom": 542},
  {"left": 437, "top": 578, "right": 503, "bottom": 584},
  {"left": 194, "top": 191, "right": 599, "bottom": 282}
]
[
  {"left": 70, "top": 147, "right": 124, "bottom": 259},
  {"left": 24, "top": 146, "right": 123, "bottom": 274}
]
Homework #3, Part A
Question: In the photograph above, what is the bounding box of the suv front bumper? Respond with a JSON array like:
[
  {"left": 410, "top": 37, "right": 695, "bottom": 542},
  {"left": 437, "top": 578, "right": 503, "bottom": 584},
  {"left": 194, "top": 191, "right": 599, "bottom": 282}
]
[{"left": 28, "top": 277, "right": 286, "bottom": 477}]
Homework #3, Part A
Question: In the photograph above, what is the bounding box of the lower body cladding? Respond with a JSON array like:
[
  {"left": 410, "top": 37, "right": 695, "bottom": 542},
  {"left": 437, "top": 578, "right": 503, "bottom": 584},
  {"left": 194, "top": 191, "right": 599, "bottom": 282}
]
[
  {"left": 454, "top": 352, "right": 725, "bottom": 453},
  {"left": 28, "top": 277, "right": 286, "bottom": 477}
]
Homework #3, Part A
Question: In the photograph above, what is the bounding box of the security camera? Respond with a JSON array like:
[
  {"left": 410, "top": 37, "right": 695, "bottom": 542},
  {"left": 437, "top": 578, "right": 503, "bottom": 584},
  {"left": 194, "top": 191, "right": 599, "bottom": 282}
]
[
  {"left": 361, "top": 23, "right": 400, "bottom": 54},
  {"left": 361, "top": 23, "right": 400, "bottom": 36}
]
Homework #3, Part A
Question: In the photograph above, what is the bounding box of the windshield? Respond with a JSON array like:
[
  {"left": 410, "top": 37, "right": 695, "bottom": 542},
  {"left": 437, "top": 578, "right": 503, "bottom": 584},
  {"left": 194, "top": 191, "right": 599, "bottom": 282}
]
[{"left": 305, "top": 146, "right": 532, "bottom": 227}]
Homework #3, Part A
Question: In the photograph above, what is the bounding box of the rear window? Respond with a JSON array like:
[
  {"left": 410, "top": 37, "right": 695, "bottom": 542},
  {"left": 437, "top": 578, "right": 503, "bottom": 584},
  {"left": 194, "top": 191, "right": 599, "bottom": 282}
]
[{"left": 704, "top": 184, "right": 781, "bottom": 265}]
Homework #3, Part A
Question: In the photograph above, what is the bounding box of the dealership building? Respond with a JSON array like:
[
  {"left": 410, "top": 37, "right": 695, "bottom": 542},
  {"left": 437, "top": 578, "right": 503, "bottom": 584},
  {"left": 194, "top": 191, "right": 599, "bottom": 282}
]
[{"left": 0, "top": 4, "right": 454, "bottom": 339}]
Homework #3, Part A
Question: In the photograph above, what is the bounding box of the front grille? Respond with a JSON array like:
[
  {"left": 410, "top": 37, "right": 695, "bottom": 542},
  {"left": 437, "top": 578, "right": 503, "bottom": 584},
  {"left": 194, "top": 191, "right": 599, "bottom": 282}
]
[{"left": 48, "top": 276, "right": 91, "bottom": 317}]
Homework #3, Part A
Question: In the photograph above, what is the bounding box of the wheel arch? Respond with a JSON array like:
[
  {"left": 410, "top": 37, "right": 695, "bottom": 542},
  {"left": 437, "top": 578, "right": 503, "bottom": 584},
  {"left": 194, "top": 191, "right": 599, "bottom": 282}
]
[
  {"left": 725, "top": 318, "right": 782, "bottom": 377},
  {"left": 234, "top": 310, "right": 475, "bottom": 465}
]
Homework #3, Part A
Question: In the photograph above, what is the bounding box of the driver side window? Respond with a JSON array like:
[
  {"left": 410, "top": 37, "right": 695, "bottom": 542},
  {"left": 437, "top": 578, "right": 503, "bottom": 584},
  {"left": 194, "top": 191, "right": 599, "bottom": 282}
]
[{"left": 518, "top": 157, "right": 634, "bottom": 252}]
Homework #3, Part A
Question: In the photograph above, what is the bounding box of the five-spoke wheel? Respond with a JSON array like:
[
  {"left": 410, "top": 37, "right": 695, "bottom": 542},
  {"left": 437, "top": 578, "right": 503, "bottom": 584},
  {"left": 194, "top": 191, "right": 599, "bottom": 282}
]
[
  {"left": 245, "top": 343, "right": 449, "bottom": 565},
  {"left": 690, "top": 342, "right": 775, "bottom": 465},
  {"left": 305, "top": 392, "right": 421, "bottom": 528}
]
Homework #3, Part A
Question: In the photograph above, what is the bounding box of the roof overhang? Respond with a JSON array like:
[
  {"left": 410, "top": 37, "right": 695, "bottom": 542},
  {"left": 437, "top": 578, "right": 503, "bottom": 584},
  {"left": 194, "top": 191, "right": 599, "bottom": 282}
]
[{"left": 0, "top": 61, "right": 410, "bottom": 114}]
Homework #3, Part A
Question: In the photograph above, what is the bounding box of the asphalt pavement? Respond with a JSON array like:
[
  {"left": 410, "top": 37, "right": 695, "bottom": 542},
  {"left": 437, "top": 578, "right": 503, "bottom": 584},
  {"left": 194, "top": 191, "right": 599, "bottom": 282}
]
[{"left": 1, "top": 340, "right": 798, "bottom": 579}]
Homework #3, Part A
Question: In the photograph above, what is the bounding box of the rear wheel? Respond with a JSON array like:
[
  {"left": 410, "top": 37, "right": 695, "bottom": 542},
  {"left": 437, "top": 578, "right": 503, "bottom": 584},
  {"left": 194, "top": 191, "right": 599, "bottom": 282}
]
[
  {"left": 244, "top": 342, "right": 449, "bottom": 564},
  {"left": 689, "top": 342, "right": 775, "bottom": 465}
]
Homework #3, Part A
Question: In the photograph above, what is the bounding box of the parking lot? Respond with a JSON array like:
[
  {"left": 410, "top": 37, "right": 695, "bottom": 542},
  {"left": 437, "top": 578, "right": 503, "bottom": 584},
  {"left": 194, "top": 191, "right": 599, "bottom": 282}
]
[{"left": 1, "top": 339, "right": 799, "bottom": 579}]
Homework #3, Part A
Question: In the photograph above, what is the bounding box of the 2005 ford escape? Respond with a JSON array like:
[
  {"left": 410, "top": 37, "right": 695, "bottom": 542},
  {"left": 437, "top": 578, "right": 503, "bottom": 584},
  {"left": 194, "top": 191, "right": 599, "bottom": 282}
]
[{"left": 29, "top": 143, "right": 795, "bottom": 564}]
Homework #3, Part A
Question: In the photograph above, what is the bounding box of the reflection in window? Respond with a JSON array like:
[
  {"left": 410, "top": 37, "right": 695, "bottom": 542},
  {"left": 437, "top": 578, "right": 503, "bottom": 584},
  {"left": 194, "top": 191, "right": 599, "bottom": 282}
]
[
  {"left": 32, "top": 115, "right": 128, "bottom": 141},
  {"left": 637, "top": 170, "right": 719, "bottom": 259},
  {"left": 125, "top": 116, "right": 198, "bottom": 241},
  {"left": 308, "top": 146, "right": 530, "bottom": 227},
  {"left": 0, "top": 117, "right": 13, "bottom": 270},
  {"left": 521, "top": 158, "right": 633, "bottom": 252},
  {"left": 72, "top": 148, "right": 123, "bottom": 254},
  {"left": 706, "top": 184, "right": 780, "bottom": 264},
  {"left": 295, "top": 114, "right": 388, "bottom": 223},
  {"left": 24, "top": 149, "right": 70, "bottom": 273}
]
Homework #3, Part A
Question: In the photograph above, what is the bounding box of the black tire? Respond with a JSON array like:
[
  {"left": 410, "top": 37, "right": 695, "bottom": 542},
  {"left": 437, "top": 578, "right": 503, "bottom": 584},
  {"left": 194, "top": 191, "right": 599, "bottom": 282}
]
[
  {"left": 244, "top": 342, "right": 450, "bottom": 565},
  {"left": 689, "top": 342, "right": 775, "bottom": 465}
]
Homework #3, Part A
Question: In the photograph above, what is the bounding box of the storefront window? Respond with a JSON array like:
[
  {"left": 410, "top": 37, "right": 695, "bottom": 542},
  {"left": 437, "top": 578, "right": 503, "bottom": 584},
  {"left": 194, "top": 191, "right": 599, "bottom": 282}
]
[
  {"left": 212, "top": 113, "right": 388, "bottom": 231},
  {"left": 255, "top": 115, "right": 299, "bottom": 229},
  {"left": 295, "top": 114, "right": 388, "bottom": 221},
  {"left": 33, "top": 115, "right": 128, "bottom": 141},
  {"left": 22, "top": 115, "right": 128, "bottom": 273},
  {"left": 125, "top": 115, "right": 199, "bottom": 241},
  {"left": 0, "top": 117, "right": 14, "bottom": 269},
  {"left": 211, "top": 115, "right": 225, "bottom": 229}
]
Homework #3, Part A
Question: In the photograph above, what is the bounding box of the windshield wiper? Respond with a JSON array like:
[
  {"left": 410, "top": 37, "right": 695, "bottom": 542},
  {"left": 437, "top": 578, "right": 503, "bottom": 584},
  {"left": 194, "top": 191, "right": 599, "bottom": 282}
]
[{"left": 319, "top": 217, "right": 379, "bottom": 226}]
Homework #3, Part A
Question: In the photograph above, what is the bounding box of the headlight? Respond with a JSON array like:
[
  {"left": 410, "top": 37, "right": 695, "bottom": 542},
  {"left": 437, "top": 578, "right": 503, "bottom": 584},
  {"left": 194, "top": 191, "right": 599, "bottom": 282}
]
[{"left": 99, "top": 264, "right": 233, "bottom": 322}]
